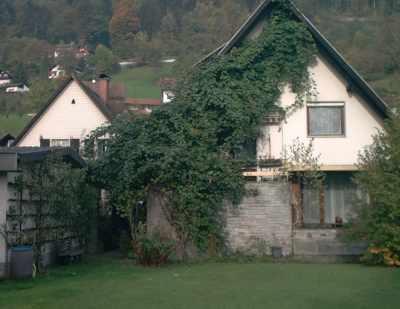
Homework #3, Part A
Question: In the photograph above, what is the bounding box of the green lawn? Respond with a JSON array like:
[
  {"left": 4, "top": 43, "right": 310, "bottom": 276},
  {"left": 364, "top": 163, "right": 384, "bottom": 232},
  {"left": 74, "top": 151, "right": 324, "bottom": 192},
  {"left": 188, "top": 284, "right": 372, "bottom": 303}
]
[
  {"left": 0, "top": 114, "right": 32, "bottom": 137},
  {"left": 1, "top": 256, "right": 399, "bottom": 309},
  {"left": 112, "top": 65, "right": 174, "bottom": 99}
]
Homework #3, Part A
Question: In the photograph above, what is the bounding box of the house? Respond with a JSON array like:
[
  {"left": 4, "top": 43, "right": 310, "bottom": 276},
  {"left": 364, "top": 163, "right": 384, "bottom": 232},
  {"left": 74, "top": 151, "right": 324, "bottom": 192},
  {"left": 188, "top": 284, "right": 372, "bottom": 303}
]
[
  {"left": 12, "top": 74, "right": 155, "bottom": 150},
  {"left": 53, "top": 43, "right": 89, "bottom": 60},
  {"left": 125, "top": 98, "right": 162, "bottom": 115},
  {"left": 0, "top": 147, "right": 85, "bottom": 278},
  {"left": 0, "top": 72, "right": 12, "bottom": 86},
  {"left": 12, "top": 76, "right": 115, "bottom": 150},
  {"left": 0, "top": 134, "right": 15, "bottom": 147},
  {"left": 149, "top": 0, "right": 389, "bottom": 259},
  {"left": 48, "top": 65, "right": 66, "bottom": 80},
  {"left": 159, "top": 78, "right": 176, "bottom": 104},
  {"left": 5, "top": 84, "right": 30, "bottom": 93}
]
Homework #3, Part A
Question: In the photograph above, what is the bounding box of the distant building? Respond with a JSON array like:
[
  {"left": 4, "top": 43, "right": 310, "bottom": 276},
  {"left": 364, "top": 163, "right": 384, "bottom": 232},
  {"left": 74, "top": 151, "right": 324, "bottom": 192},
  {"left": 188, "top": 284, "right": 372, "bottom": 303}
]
[
  {"left": 12, "top": 75, "right": 160, "bottom": 150},
  {"left": 159, "top": 78, "right": 177, "bottom": 104},
  {"left": 49, "top": 65, "right": 66, "bottom": 80},
  {"left": 53, "top": 43, "right": 89, "bottom": 60},
  {"left": 5, "top": 84, "right": 30, "bottom": 93},
  {"left": 0, "top": 134, "right": 15, "bottom": 147},
  {"left": 0, "top": 72, "right": 12, "bottom": 86},
  {"left": 124, "top": 98, "right": 162, "bottom": 115}
]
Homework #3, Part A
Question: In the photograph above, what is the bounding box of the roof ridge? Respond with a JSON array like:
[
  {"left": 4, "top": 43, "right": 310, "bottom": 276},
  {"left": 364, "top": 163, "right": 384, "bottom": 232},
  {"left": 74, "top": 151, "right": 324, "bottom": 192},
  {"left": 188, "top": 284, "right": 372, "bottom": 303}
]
[{"left": 196, "top": 0, "right": 389, "bottom": 118}]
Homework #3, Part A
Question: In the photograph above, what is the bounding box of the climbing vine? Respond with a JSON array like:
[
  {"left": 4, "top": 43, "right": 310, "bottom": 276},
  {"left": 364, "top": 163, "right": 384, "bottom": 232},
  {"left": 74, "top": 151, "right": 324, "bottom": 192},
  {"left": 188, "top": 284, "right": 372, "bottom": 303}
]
[{"left": 88, "top": 0, "right": 317, "bottom": 252}]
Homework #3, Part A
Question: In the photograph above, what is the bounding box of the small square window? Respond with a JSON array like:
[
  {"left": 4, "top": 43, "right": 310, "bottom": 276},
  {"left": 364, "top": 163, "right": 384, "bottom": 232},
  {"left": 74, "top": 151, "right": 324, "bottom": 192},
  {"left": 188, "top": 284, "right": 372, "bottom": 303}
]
[{"left": 307, "top": 104, "right": 345, "bottom": 137}]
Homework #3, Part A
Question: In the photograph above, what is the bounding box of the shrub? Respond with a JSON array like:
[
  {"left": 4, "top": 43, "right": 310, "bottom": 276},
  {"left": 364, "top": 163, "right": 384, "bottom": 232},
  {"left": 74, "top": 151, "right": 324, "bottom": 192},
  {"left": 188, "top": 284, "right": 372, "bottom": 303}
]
[
  {"left": 349, "top": 113, "right": 400, "bottom": 266},
  {"left": 132, "top": 224, "right": 175, "bottom": 266}
]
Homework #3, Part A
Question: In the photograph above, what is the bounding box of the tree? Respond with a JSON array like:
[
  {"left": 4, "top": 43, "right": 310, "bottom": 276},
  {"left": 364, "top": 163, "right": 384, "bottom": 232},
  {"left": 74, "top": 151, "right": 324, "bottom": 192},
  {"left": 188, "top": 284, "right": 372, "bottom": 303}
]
[
  {"left": 26, "top": 79, "right": 60, "bottom": 112},
  {"left": 348, "top": 113, "right": 400, "bottom": 266},
  {"left": 138, "top": 0, "right": 163, "bottom": 40},
  {"left": 90, "top": 45, "right": 119, "bottom": 75},
  {"left": 109, "top": 0, "right": 140, "bottom": 58}
]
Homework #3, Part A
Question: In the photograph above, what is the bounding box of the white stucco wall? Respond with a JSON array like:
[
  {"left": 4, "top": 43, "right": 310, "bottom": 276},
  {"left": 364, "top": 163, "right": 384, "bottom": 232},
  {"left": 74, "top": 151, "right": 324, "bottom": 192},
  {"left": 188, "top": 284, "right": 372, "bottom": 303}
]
[
  {"left": 258, "top": 56, "right": 384, "bottom": 166},
  {"left": 17, "top": 81, "right": 109, "bottom": 147},
  {"left": 0, "top": 173, "right": 8, "bottom": 277}
]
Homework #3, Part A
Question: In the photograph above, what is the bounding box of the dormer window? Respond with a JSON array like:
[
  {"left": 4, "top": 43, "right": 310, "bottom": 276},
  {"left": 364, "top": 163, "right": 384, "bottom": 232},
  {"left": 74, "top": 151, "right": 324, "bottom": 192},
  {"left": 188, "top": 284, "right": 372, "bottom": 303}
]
[{"left": 307, "top": 102, "right": 345, "bottom": 137}]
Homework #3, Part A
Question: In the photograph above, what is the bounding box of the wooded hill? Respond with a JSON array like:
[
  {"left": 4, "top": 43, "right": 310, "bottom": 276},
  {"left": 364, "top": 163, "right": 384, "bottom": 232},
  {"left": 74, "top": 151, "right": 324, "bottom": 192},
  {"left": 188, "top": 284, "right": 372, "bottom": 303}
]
[{"left": 0, "top": 0, "right": 399, "bottom": 106}]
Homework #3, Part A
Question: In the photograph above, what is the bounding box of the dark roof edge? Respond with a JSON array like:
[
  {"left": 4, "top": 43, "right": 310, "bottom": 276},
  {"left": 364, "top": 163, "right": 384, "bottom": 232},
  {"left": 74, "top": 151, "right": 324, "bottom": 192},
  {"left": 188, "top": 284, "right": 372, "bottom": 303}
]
[
  {"left": 198, "top": 0, "right": 389, "bottom": 119},
  {"left": 12, "top": 76, "right": 113, "bottom": 146},
  {"left": 12, "top": 77, "right": 74, "bottom": 146}
]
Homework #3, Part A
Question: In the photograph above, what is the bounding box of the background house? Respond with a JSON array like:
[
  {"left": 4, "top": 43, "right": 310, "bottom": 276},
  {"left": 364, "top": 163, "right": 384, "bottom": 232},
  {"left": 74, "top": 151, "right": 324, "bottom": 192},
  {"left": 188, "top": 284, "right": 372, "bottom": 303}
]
[
  {"left": 0, "top": 72, "right": 12, "bottom": 86},
  {"left": 12, "top": 74, "right": 162, "bottom": 150},
  {"left": 5, "top": 84, "right": 30, "bottom": 94},
  {"left": 48, "top": 65, "right": 66, "bottom": 80}
]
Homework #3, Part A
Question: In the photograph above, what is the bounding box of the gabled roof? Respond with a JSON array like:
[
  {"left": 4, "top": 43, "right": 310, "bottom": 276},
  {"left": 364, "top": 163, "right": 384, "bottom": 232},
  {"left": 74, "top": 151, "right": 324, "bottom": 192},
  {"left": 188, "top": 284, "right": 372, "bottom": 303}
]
[
  {"left": 13, "top": 76, "right": 114, "bottom": 146},
  {"left": 199, "top": 0, "right": 389, "bottom": 119}
]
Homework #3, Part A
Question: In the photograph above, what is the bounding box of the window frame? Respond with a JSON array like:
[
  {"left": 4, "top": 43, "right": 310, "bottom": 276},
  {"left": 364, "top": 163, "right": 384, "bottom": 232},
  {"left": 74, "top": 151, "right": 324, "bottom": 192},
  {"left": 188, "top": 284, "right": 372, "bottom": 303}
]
[
  {"left": 295, "top": 172, "right": 358, "bottom": 230},
  {"left": 306, "top": 102, "right": 346, "bottom": 138}
]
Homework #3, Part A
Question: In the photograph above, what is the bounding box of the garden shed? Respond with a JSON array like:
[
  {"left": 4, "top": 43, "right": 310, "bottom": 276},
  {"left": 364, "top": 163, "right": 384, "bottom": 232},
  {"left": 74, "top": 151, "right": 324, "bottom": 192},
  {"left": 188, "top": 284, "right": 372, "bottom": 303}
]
[{"left": 0, "top": 147, "right": 85, "bottom": 278}]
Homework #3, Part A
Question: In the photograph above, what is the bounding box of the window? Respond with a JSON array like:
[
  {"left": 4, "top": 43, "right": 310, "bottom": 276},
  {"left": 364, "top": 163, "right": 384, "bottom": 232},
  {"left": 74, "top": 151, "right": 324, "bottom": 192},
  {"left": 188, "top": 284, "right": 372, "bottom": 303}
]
[
  {"left": 301, "top": 172, "right": 358, "bottom": 227},
  {"left": 307, "top": 103, "right": 345, "bottom": 137},
  {"left": 50, "top": 139, "right": 70, "bottom": 147},
  {"left": 70, "top": 139, "right": 80, "bottom": 152},
  {"left": 40, "top": 138, "right": 50, "bottom": 147}
]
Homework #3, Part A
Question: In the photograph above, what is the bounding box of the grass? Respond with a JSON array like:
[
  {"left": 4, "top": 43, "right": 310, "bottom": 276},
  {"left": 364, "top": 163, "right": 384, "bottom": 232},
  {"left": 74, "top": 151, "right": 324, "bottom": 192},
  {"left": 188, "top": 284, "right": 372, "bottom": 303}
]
[
  {"left": 112, "top": 65, "right": 174, "bottom": 99},
  {"left": 1, "top": 256, "right": 399, "bottom": 309},
  {"left": 0, "top": 114, "right": 32, "bottom": 137}
]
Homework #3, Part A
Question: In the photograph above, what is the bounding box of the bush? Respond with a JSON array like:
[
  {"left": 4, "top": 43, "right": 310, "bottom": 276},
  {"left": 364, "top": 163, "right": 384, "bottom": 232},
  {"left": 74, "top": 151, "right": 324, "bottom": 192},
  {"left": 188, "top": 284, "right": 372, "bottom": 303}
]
[
  {"left": 349, "top": 114, "right": 400, "bottom": 266},
  {"left": 132, "top": 224, "right": 175, "bottom": 266}
]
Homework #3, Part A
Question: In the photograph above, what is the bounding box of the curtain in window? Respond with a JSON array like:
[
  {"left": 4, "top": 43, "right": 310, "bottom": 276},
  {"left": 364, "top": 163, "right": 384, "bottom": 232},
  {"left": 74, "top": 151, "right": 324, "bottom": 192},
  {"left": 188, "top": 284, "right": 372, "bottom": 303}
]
[
  {"left": 308, "top": 107, "right": 343, "bottom": 136},
  {"left": 324, "top": 173, "right": 357, "bottom": 224},
  {"left": 303, "top": 184, "right": 320, "bottom": 224}
]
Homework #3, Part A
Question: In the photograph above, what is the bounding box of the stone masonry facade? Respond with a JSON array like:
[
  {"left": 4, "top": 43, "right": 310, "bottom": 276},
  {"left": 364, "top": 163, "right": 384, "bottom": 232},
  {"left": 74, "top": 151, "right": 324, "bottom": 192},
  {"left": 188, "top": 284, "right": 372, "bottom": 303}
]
[{"left": 225, "top": 180, "right": 293, "bottom": 256}]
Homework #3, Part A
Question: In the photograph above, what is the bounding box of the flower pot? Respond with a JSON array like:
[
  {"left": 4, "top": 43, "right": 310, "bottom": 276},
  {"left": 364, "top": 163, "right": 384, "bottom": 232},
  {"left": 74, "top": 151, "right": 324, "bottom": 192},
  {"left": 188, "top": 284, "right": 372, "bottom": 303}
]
[
  {"left": 11, "top": 246, "right": 33, "bottom": 279},
  {"left": 271, "top": 246, "right": 283, "bottom": 258}
]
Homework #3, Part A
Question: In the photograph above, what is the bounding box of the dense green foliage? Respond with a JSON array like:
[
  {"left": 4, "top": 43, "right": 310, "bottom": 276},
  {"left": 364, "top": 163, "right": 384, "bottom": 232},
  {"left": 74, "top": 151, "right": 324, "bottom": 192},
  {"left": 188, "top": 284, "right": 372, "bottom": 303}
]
[
  {"left": 7, "top": 156, "right": 97, "bottom": 270},
  {"left": 1, "top": 256, "right": 400, "bottom": 309},
  {"left": 349, "top": 114, "right": 400, "bottom": 266},
  {"left": 89, "top": 1, "right": 317, "bottom": 250}
]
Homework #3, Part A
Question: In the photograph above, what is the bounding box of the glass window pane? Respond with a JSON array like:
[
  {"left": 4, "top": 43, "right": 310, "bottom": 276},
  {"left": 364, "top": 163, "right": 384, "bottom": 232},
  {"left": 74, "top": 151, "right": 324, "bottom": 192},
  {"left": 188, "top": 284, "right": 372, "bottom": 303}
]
[
  {"left": 309, "top": 107, "right": 344, "bottom": 136},
  {"left": 324, "top": 173, "right": 357, "bottom": 224},
  {"left": 303, "top": 184, "right": 320, "bottom": 224}
]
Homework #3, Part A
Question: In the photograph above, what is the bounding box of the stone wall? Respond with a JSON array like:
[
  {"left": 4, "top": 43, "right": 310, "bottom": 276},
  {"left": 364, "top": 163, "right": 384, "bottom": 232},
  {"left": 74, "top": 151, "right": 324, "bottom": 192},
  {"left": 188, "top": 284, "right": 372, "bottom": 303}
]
[
  {"left": 293, "top": 229, "right": 367, "bottom": 257},
  {"left": 225, "top": 180, "right": 292, "bottom": 256}
]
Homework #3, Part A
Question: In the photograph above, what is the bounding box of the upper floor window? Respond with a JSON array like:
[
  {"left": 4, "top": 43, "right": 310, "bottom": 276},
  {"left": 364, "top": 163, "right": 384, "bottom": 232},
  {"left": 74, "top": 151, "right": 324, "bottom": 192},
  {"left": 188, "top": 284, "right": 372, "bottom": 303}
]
[{"left": 307, "top": 102, "right": 345, "bottom": 137}]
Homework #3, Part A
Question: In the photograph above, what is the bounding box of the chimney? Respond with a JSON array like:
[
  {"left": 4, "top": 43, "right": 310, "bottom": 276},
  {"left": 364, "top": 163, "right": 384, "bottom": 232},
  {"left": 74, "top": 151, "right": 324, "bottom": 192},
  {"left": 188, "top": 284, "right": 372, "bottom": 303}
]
[{"left": 96, "top": 74, "right": 110, "bottom": 103}]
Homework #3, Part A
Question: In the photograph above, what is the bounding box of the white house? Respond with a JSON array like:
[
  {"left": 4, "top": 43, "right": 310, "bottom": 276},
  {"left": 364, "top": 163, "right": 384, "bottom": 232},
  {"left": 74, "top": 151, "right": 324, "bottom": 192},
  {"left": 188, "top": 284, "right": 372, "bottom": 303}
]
[
  {"left": 13, "top": 74, "right": 165, "bottom": 150},
  {"left": 48, "top": 65, "right": 66, "bottom": 80},
  {"left": 5, "top": 84, "right": 30, "bottom": 93},
  {"left": 192, "top": 0, "right": 389, "bottom": 258},
  {"left": 0, "top": 72, "right": 12, "bottom": 86},
  {"left": 12, "top": 76, "right": 115, "bottom": 150}
]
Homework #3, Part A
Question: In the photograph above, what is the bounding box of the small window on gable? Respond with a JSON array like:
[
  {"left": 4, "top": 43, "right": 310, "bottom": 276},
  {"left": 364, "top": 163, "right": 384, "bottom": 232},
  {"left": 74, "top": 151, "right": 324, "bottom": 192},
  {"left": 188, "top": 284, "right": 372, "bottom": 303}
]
[
  {"left": 307, "top": 102, "right": 345, "bottom": 137},
  {"left": 71, "top": 99, "right": 76, "bottom": 105}
]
